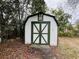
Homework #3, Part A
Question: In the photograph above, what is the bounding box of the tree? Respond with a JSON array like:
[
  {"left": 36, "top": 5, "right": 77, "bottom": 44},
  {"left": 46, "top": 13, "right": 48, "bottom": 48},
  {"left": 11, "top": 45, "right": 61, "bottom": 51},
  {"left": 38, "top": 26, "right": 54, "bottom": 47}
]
[
  {"left": 0, "top": 0, "right": 31, "bottom": 42},
  {"left": 30, "top": 0, "right": 47, "bottom": 14},
  {"left": 52, "top": 8, "right": 71, "bottom": 36},
  {"left": 0, "top": 0, "right": 19, "bottom": 42},
  {"left": 76, "top": 23, "right": 79, "bottom": 36}
]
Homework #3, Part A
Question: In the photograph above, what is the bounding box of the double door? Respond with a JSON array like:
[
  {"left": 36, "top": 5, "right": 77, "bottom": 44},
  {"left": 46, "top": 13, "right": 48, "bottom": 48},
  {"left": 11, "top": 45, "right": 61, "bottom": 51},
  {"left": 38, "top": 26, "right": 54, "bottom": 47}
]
[{"left": 31, "top": 21, "right": 50, "bottom": 45}]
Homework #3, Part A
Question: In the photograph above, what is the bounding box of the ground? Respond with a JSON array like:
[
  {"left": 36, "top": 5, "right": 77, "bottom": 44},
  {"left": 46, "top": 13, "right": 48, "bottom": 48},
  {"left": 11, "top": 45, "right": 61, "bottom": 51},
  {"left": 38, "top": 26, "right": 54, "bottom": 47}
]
[
  {"left": 59, "top": 37, "right": 79, "bottom": 59},
  {"left": 0, "top": 37, "right": 79, "bottom": 59}
]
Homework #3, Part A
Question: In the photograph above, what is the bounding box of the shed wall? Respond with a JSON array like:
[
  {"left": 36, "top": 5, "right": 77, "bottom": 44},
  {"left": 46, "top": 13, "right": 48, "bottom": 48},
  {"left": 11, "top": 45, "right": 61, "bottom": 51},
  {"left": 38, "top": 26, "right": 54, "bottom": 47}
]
[{"left": 25, "top": 15, "right": 58, "bottom": 46}]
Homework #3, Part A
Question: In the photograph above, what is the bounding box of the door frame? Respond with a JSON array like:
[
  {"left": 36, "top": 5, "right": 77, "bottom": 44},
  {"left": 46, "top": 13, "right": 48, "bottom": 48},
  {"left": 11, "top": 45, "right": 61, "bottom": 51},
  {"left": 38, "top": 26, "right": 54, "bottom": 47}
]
[{"left": 31, "top": 21, "right": 50, "bottom": 45}]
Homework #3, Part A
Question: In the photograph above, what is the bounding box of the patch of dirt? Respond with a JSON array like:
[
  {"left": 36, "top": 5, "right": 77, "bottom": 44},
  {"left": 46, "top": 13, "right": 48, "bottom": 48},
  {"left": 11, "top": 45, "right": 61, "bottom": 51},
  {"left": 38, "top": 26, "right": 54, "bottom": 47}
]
[
  {"left": 59, "top": 37, "right": 79, "bottom": 59},
  {"left": 59, "top": 37, "right": 79, "bottom": 49},
  {"left": 0, "top": 39, "right": 61, "bottom": 59}
]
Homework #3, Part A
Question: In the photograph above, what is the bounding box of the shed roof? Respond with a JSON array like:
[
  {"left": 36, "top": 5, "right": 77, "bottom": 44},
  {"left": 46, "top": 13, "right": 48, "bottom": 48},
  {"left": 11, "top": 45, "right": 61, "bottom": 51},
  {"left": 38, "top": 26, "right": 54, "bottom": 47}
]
[{"left": 24, "top": 12, "right": 59, "bottom": 26}]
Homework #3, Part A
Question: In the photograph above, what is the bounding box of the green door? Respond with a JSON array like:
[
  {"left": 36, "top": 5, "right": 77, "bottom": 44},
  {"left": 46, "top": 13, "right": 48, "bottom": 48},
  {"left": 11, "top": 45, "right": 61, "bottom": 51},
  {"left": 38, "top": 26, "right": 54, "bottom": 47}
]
[{"left": 31, "top": 21, "right": 50, "bottom": 45}]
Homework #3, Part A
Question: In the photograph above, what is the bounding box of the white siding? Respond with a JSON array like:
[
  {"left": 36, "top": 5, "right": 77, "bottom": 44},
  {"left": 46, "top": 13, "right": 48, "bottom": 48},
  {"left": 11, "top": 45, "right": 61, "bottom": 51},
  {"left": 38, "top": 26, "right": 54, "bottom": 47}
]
[
  {"left": 44, "top": 15, "right": 58, "bottom": 46},
  {"left": 25, "top": 15, "right": 38, "bottom": 44}
]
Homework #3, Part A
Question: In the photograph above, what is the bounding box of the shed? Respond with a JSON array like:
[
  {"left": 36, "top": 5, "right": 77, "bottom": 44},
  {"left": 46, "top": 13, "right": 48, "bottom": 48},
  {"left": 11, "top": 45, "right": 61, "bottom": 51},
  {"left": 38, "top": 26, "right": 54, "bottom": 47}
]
[{"left": 24, "top": 12, "right": 58, "bottom": 46}]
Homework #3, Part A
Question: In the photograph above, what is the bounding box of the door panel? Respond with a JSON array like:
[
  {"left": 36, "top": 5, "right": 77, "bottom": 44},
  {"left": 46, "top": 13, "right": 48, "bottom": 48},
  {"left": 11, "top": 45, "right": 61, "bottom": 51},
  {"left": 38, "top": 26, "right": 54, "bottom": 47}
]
[
  {"left": 33, "top": 34, "right": 39, "bottom": 42},
  {"left": 33, "top": 24, "right": 39, "bottom": 33},
  {"left": 42, "top": 24, "right": 48, "bottom": 33},
  {"left": 41, "top": 36, "right": 46, "bottom": 44}
]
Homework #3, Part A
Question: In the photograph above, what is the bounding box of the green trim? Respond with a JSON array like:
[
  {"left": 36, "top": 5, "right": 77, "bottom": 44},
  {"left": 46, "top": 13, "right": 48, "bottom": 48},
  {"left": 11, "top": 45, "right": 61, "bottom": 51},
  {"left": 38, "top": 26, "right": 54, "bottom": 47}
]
[
  {"left": 48, "top": 22, "right": 50, "bottom": 44},
  {"left": 31, "top": 22, "right": 33, "bottom": 43},
  {"left": 31, "top": 21, "right": 50, "bottom": 45},
  {"left": 33, "top": 33, "right": 48, "bottom": 34},
  {"left": 39, "top": 23, "right": 41, "bottom": 44},
  {"left": 31, "top": 43, "right": 49, "bottom": 45}
]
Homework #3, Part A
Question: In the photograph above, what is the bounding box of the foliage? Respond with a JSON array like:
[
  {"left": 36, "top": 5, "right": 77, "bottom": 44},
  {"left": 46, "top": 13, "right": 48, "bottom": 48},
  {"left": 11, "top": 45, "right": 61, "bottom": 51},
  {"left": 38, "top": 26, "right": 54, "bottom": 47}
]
[
  {"left": 0, "top": 0, "right": 18, "bottom": 41},
  {"left": 74, "top": 24, "right": 79, "bottom": 36},
  {"left": 0, "top": 0, "right": 30, "bottom": 42},
  {"left": 52, "top": 8, "right": 72, "bottom": 36},
  {"left": 30, "top": 0, "right": 47, "bottom": 14},
  {"left": 0, "top": 0, "right": 47, "bottom": 42}
]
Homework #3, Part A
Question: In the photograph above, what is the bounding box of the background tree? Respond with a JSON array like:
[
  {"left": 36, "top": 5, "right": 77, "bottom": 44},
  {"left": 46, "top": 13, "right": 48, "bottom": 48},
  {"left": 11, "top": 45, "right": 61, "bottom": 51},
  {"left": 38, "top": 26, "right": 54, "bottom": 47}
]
[
  {"left": 0, "top": 0, "right": 31, "bottom": 42},
  {"left": 51, "top": 8, "right": 72, "bottom": 36},
  {"left": 75, "top": 23, "right": 79, "bottom": 36},
  {"left": 30, "top": 0, "right": 47, "bottom": 14},
  {"left": 0, "top": 0, "right": 18, "bottom": 42}
]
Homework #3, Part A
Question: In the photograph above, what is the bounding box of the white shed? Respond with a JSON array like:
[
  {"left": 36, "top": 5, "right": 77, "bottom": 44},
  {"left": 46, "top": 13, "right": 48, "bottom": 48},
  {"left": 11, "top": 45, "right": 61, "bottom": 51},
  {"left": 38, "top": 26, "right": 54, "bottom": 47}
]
[{"left": 24, "top": 12, "right": 58, "bottom": 46}]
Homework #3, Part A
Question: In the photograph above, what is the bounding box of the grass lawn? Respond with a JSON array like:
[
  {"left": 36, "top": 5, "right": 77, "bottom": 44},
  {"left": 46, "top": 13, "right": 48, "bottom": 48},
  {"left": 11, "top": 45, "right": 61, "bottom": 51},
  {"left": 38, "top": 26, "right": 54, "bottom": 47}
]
[{"left": 58, "top": 37, "right": 79, "bottom": 59}]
